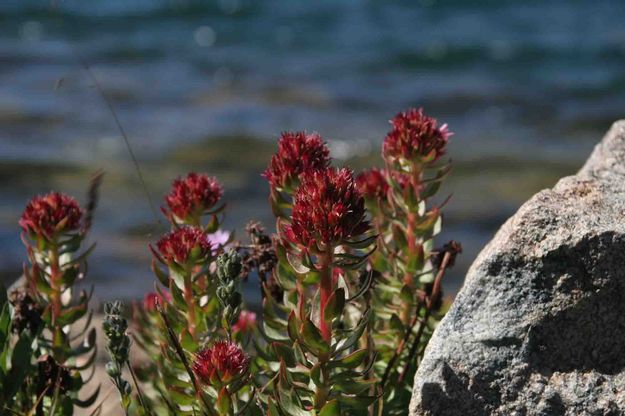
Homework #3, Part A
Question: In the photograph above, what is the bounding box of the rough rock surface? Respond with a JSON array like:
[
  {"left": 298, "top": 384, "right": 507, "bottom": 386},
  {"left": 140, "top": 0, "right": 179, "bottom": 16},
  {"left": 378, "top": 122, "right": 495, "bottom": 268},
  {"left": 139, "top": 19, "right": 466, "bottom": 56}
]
[{"left": 410, "top": 121, "right": 625, "bottom": 416}]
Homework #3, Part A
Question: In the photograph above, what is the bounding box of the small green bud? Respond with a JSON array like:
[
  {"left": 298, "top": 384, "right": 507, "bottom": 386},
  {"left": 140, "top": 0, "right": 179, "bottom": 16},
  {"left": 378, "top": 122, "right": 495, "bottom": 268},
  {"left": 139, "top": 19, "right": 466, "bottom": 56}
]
[
  {"left": 122, "top": 380, "right": 132, "bottom": 396},
  {"left": 217, "top": 249, "right": 242, "bottom": 283},
  {"left": 106, "top": 362, "right": 120, "bottom": 377},
  {"left": 104, "top": 301, "right": 123, "bottom": 316}
]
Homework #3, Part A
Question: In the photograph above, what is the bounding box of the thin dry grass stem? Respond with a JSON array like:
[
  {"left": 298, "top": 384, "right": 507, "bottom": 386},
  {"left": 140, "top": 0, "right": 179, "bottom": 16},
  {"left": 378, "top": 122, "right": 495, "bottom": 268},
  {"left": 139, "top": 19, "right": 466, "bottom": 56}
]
[
  {"left": 83, "top": 170, "right": 104, "bottom": 234},
  {"left": 126, "top": 362, "right": 150, "bottom": 415},
  {"left": 50, "top": 0, "right": 160, "bottom": 229},
  {"left": 155, "top": 303, "right": 214, "bottom": 416},
  {"left": 78, "top": 59, "right": 161, "bottom": 227}
]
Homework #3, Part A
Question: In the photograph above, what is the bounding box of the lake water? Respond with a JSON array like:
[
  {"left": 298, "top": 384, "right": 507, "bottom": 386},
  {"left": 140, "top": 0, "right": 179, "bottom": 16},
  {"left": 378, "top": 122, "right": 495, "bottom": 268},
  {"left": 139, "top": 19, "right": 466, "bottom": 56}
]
[{"left": 1, "top": 0, "right": 624, "bottom": 302}]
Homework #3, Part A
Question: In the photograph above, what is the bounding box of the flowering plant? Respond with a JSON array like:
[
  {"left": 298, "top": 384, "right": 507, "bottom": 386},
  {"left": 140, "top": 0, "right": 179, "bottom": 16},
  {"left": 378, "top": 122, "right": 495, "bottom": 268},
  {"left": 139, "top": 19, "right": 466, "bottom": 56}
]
[
  {"left": 0, "top": 175, "right": 103, "bottom": 415},
  {"left": 5, "top": 108, "right": 459, "bottom": 415},
  {"left": 360, "top": 109, "right": 460, "bottom": 414}
]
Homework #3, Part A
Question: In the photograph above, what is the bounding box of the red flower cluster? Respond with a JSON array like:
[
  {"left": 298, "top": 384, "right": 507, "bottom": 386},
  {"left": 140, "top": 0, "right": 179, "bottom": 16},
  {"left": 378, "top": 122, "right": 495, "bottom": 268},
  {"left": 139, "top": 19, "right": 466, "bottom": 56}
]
[
  {"left": 143, "top": 291, "right": 171, "bottom": 312},
  {"left": 286, "top": 168, "right": 369, "bottom": 248},
  {"left": 383, "top": 108, "right": 451, "bottom": 164},
  {"left": 356, "top": 168, "right": 389, "bottom": 200},
  {"left": 155, "top": 227, "right": 211, "bottom": 266},
  {"left": 232, "top": 310, "right": 256, "bottom": 334},
  {"left": 192, "top": 341, "right": 249, "bottom": 386},
  {"left": 164, "top": 173, "right": 222, "bottom": 221},
  {"left": 19, "top": 192, "right": 83, "bottom": 239},
  {"left": 263, "top": 131, "right": 330, "bottom": 191}
]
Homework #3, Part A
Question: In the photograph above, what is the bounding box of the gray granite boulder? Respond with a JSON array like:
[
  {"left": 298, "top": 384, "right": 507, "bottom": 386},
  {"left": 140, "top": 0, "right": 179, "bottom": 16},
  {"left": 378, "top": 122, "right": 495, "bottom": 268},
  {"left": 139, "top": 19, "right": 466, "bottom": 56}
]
[{"left": 410, "top": 121, "right": 625, "bottom": 415}]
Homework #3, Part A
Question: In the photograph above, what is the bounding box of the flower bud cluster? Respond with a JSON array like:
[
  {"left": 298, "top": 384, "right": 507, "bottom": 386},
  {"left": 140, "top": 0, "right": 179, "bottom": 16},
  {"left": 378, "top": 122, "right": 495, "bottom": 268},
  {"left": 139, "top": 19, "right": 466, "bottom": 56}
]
[
  {"left": 263, "top": 131, "right": 330, "bottom": 193},
  {"left": 19, "top": 192, "right": 83, "bottom": 240},
  {"left": 103, "top": 301, "right": 132, "bottom": 402},
  {"left": 356, "top": 167, "right": 389, "bottom": 201},
  {"left": 232, "top": 310, "right": 256, "bottom": 334},
  {"left": 192, "top": 340, "right": 249, "bottom": 388},
  {"left": 155, "top": 226, "right": 212, "bottom": 267},
  {"left": 383, "top": 107, "right": 451, "bottom": 166},
  {"left": 285, "top": 167, "right": 369, "bottom": 249},
  {"left": 163, "top": 172, "right": 223, "bottom": 224},
  {"left": 216, "top": 250, "right": 243, "bottom": 328}
]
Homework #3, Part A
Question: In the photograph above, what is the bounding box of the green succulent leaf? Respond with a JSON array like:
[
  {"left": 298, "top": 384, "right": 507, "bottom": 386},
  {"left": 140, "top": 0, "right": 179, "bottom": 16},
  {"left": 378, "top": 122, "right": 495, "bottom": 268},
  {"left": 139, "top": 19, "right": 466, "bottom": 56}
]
[
  {"left": 217, "top": 387, "right": 233, "bottom": 415},
  {"left": 310, "top": 363, "right": 322, "bottom": 386},
  {"left": 262, "top": 320, "right": 290, "bottom": 342},
  {"left": 332, "top": 309, "right": 371, "bottom": 357},
  {"left": 293, "top": 341, "right": 310, "bottom": 367},
  {"left": 343, "top": 234, "right": 378, "bottom": 249},
  {"left": 4, "top": 331, "right": 35, "bottom": 403},
  {"left": 302, "top": 319, "right": 330, "bottom": 356},
  {"left": 168, "top": 280, "right": 188, "bottom": 312},
  {"left": 329, "top": 348, "right": 368, "bottom": 370},
  {"left": 0, "top": 303, "right": 10, "bottom": 353},
  {"left": 57, "top": 302, "right": 87, "bottom": 327},
  {"left": 69, "top": 327, "right": 96, "bottom": 357},
  {"left": 75, "top": 346, "right": 98, "bottom": 371},
  {"left": 318, "top": 399, "right": 340, "bottom": 416},
  {"left": 347, "top": 270, "right": 374, "bottom": 302},
  {"left": 168, "top": 386, "right": 196, "bottom": 406},
  {"left": 267, "top": 396, "right": 282, "bottom": 416},
  {"left": 274, "top": 263, "right": 298, "bottom": 290},
  {"left": 333, "top": 378, "right": 377, "bottom": 395},
  {"left": 276, "top": 385, "right": 312, "bottom": 416},
  {"left": 287, "top": 311, "right": 300, "bottom": 342},
  {"left": 253, "top": 338, "right": 275, "bottom": 362},
  {"left": 35, "top": 273, "right": 53, "bottom": 296},
  {"left": 273, "top": 342, "right": 297, "bottom": 368},
  {"left": 180, "top": 328, "right": 196, "bottom": 352},
  {"left": 421, "top": 164, "right": 452, "bottom": 199},
  {"left": 399, "top": 284, "right": 414, "bottom": 304},
  {"left": 302, "top": 270, "right": 321, "bottom": 285},
  {"left": 405, "top": 245, "right": 424, "bottom": 274},
  {"left": 323, "top": 288, "right": 345, "bottom": 323},
  {"left": 68, "top": 242, "right": 97, "bottom": 266},
  {"left": 59, "top": 234, "right": 83, "bottom": 254},
  {"left": 332, "top": 246, "right": 377, "bottom": 270},
  {"left": 60, "top": 265, "right": 80, "bottom": 287},
  {"left": 73, "top": 385, "right": 100, "bottom": 408},
  {"left": 287, "top": 251, "right": 310, "bottom": 274},
  {"left": 391, "top": 223, "right": 409, "bottom": 250},
  {"left": 390, "top": 313, "right": 404, "bottom": 333},
  {"left": 152, "top": 259, "right": 170, "bottom": 286},
  {"left": 337, "top": 394, "right": 379, "bottom": 410}
]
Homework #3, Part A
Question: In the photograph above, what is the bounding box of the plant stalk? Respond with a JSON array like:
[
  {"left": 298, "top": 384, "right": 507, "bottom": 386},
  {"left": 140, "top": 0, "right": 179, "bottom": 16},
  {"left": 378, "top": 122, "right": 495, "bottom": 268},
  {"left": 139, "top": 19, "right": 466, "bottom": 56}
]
[{"left": 318, "top": 248, "right": 334, "bottom": 343}]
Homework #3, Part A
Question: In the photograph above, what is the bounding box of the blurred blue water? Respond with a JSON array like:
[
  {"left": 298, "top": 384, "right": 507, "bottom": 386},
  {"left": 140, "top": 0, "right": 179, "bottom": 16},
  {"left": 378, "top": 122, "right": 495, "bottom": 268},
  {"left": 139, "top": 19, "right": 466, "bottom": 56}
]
[{"left": 0, "top": 0, "right": 624, "bottom": 300}]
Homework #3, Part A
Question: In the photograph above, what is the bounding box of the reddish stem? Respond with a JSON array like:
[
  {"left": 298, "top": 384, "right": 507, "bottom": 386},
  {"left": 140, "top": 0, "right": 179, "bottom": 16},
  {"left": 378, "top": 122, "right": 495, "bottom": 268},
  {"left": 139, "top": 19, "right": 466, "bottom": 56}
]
[
  {"left": 403, "top": 212, "right": 417, "bottom": 286},
  {"left": 317, "top": 248, "right": 333, "bottom": 343},
  {"left": 48, "top": 245, "right": 62, "bottom": 327},
  {"left": 296, "top": 282, "right": 306, "bottom": 321},
  {"left": 402, "top": 168, "right": 422, "bottom": 285},
  {"left": 398, "top": 251, "right": 451, "bottom": 383},
  {"left": 400, "top": 167, "right": 423, "bottom": 322},
  {"left": 184, "top": 269, "right": 197, "bottom": 338}
]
